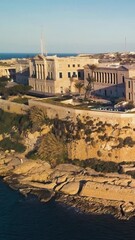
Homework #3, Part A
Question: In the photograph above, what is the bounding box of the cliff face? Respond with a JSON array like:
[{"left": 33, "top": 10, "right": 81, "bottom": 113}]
[
  {"left": 16, "top": 107, "right": 135, "bottom": 163},
  {"left": 27, "top": 102, "right": 135, "bottom": 163},
  {"left": 68, "top": 120, "right": 135, "bottom": 162},
  {"left": 0, "top": 104, "right": 135, "bottom": 164}
]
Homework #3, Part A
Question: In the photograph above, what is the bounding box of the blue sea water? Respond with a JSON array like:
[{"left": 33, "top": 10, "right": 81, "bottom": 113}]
[
  {"left": 0, "top": 53, "right": 77, "bottom": 60},
  {"left": 0, "top": 180, "right": 135, "bottom": 240}
]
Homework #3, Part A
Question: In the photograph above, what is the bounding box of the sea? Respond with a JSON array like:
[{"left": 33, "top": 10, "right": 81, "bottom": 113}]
[
  {"left": 0, "top": 53, "right": 78, "bottom": 60},
  {"left": 0, "top": 53, "right": 135, "bottom": 240},
  {"left": 0, "top": 180, "right": 135, "bottom": 240}
]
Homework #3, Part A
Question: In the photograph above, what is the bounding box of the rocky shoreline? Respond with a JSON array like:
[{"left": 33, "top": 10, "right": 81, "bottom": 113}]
[{"left": 1, "top": 151, "right": 135, "bottom": 220}]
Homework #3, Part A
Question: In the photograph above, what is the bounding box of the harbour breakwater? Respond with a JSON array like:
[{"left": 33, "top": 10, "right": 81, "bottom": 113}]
[{"left": 1, "top": 151, "right": 135, "bottom": 220}]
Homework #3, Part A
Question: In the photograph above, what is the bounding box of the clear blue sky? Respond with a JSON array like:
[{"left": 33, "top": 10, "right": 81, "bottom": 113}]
[{"left": 0, "top": 0, "right": 135, "bottom": 53}]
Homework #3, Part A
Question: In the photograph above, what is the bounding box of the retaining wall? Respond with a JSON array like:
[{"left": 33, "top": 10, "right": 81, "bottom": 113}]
[
  {"left": 0, "top": 99, "right": 29, "bottom": 115},
  {"left": 28, "top": 99, "right": 135, "bottom": 127}
]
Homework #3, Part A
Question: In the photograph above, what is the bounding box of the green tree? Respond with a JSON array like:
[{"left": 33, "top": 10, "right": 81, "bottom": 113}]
[
  {"left": 37, "top": 133, "right": 68, "bottom": 167},
  {"left": 74, "top": 82, "right": 84, "bottom": 95},
  {"left": 8, "top": 85, "right": 32, "bottom": 96},
  {"left": 89, "top": 64, "right": 97, "bottom": 77},
  {"left": 84, "top": 75, "right": 95, "bottom": 98}
]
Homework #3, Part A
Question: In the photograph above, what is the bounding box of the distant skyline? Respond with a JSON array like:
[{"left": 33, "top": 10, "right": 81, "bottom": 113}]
[{"left": 1, "top": 0, "right": 135, "bottom": 53}]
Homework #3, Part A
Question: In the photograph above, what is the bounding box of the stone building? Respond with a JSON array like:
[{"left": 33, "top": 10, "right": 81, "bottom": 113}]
[
  {"left": 84, "top": 63, "right": 135, "bottom": 100},
  {"left": 15, "top": 59, "right": 29, "bottom": 85},
  {"left": 125, "top": 77, "right": 135, "bottom": 103},
  {"left": 0, "top": 62, "right": 16, "bottom": 80},
  {"left": 28, "top": 55, "right": 99, "bottom": 94}
]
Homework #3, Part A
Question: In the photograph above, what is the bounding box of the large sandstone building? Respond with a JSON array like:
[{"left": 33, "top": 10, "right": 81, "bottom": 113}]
[
  {"left": 84, "top": 63, "right": 135, "bottom": 101},
  {"left": 14, "top": 54, "right": 135, "bottom": 104},
  {"left": 28, "top": 55, "right": 99, "bottom": 94}
]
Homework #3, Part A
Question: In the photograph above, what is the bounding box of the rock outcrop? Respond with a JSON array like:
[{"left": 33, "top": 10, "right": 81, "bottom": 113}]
[{"left": 1, "top": 151, "right": 135, "bottom": 220}]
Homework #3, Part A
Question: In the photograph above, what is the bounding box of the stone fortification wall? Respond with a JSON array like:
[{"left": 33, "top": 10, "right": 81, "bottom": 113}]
[
  {"left": 0, "top": 99, "right": 29, "bottom": 114},
  {"left": 28, "top": 99, "right": 135, "bottom": 127},
  {"left": 28, "top": 100, "right": 135, "bottom": 163}
]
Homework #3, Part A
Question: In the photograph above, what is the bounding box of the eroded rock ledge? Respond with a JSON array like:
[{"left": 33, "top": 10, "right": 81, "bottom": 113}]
[{"left": 1, "top": 151, "right": 135, "bottom": 220}]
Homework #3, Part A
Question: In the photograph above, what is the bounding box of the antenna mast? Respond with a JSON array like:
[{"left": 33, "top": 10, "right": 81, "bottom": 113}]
[
  {"left": 40, "top": 30, "right": 47, "bottom": 56},
  {"left": 40, "top": 33, "right": 44, "bottom": 56}
]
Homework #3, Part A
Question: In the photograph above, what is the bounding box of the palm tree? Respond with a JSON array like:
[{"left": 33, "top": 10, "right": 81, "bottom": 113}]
[
  {"left": 89, "top": 64, "right": 97, "bottom": 77},
  {"left": 74, "top": 82, "right": 84, "bottom": 95},
  {"left": 84, "top": 75, "right": 95, "bottom": 98},
  {"left": 37, "top": 132, "right": 67, "bottom": 167}
]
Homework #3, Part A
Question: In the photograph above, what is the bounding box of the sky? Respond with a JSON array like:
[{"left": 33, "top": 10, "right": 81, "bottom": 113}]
[{"left": 0, "top": 0, "right": 135, "bottom": 53}]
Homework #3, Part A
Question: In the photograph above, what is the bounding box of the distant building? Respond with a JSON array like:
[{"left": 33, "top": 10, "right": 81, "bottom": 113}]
[
  {"left": 28, "top": 55, "right": 99, "bottom": 94},
  {"left": 0, "top": 62, "right": 16, "bottom": 80}
]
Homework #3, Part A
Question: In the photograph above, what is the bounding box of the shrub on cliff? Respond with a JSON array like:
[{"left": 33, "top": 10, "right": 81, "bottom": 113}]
[
  {"left": 126, "top": 170, "right": 135, "bottom": 178},
  {"left": 7, "top": 85, "right": 31, "bottom": 96},
  {"left": 116, "top": 137, "right": 135, "bottom": 148},
  {"left": 0, "top": 109, "right": 31, "bottom": 135},
  {"left": 81, "top": 158, "right": 119, "bottom": 173},
  {"left": 123, "top": 136, "right": 135, "bottom": 147},
  {"left": 0, "top": 137, "right": 26, "bottom": 153},
  {"left": 37, "top": 133, "right": 68, "bottom": 167},
  {"left": 12, "top": 97, "right": 29, "bottom": 105},
  {"left": 29, "top": 106, "right": 51, "bottom": 131}
]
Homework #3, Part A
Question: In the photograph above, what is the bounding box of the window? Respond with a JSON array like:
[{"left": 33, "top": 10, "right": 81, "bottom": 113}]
[
  {"left": 68, "top": 72, "right": 71, "bottom": 78},
  {"left": 105, "top": 73, "right": 107, "bottom": 83},
  {"left": 122, "top": 76, "right": 125, "bottom": 83},
  {"left": 99, "top": 73, "right": 101, "bottom": 82},
  {"left": 110, "top": 73, "right": 113, "bottom": 84},
  {"left": 78, "top": 64, "right": 80, "bottom": 67},
  {"left": 102, "top": 73, "right": 104, "bottom": 83},
  {"left": 60, "top": 86, "right": 63, "bottom": 94},
  {"left": 59, "top": 72, "right": 63, "bottom": 78},
  {"left": 78, "top": 71, "right": 81, "bottom": 78},
  {"left": 72, "top": 72, "right": 76, "bottom": 77},
  {"left": 73, "top": 64, "right": 75, "bottom": 67},
  {"left": 128, "top": 81, "right": 130, "bottom": 88},
  {"left": 129, "top": 92, "right": 131, "bottom": 100},
  {"left": 107, "top": 73, "right": 110, "bottom": 83},
  {"left": 113, "top": 74, "right": 116, "bottom": 84},
  {"left": 51, "top": 72, "right": 53, "bottom": 79},
  {"left": 68, "top": 64, "right": 70, "bottom": 67}
]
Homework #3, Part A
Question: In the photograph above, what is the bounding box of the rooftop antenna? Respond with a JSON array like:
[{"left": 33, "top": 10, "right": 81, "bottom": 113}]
[
  {"left": 40, "top": 32, "right": 44, "bottom": 56},
  {"left": 40, "top": 29, "right": 47, "bottom": 57}
]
